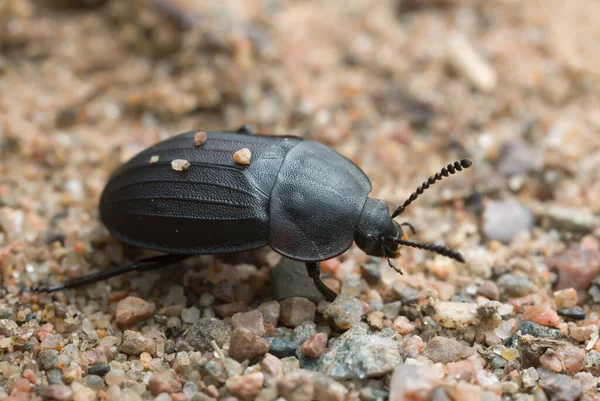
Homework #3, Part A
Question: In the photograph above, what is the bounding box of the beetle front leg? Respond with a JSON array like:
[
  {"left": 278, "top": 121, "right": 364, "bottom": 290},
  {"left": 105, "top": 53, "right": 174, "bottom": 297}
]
[{"left": 305, "top": 262, "right": 337, "bottom": 302}]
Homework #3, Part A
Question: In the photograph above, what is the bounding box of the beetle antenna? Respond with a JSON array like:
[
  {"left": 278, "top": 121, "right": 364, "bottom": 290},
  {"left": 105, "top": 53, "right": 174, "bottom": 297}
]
[
  {"left": 392, "top": 158, "right": 472, "bottom": 218},
  {"left": 391, "top": 238, "right": 465, "bottom": 263}
]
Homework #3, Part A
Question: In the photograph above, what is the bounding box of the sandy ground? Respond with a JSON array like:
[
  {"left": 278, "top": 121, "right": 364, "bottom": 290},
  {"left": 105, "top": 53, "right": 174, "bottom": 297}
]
[{"left": 1, "top": 1, "right": 600, "bottom": 400}]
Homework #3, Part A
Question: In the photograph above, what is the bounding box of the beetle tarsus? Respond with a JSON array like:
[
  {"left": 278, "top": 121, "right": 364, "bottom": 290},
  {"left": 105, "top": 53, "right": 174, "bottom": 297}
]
[
  {"left": 387, "top": 258, "right": 404, "bottom": 275},
  {"left": 306, "top": 262, "right": 337, "bottom": 302},
  {"left": 30, "top": 254, "right": 190, "bottom": 293},
  {"left": 236, "top": 125, "right": 254, "bottom": 135}
]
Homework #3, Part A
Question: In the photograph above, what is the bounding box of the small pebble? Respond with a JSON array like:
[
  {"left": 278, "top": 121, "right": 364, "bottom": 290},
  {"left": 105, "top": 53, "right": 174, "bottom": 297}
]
[
  {"left": 258, "top": 301, "right": 280, "bottom": 326},
  {"left": 199, "top": 293, "right": 215, "bottom": 307},
  {"left": 71, "top": 382, "right": 96, "bottom": 401},
  {"left": 229, "top": 327, "right": 270, "bottom": 362},
  {"left": 40, "top": 334, "right": 63, "bottom": 350},
  {"left": 323, "top": 294, "right": 363, "bottom": 330},
  {"left": 193, "top": 131, "right": 207, "bottom": 147},
  {"left": 171, "top": 159, "right": 191, "bottom": 171},
  {"left": 260, "top": 353, "right": 283, "bottom": 388},
  {"left": 446, "top": 31, "right": 497, "bottom": 93},
  {"left": 87, "top": 364, "right": 110, "bottom": 376},
  {"left": 381, "top": 301, "right": 402, "bottom": 319},
  {"left": 47, "top": 369, "right": 64, "bottom": 385},
  {"left": 389, "top": 364, "right": 441, "bottom": 401},
  {"left": 38, "top": 349, "right": 58, "bottom": 370},
  {"left": 433, "top": 301, "right": 479, "bottom": 328},
  {"left": 539, "top": 374, "right": 582, "bottom": 401},
  {"left": 119, "top": 330, "right": 155, "bottom": 355},
  {"left": 540, "top": 353, "right": 562, "bottom": 372},
  {"left": 477, "top": 281, "right": 500, "bottom": 300},
  {"left": 148, "top": 369, "right": 183, "bottom": 395},
  {"left": 423, "top": 336, "right": 475, "bottom": 363},
  {"left": 185, "top": 317, "right": 232, "bottom": 353},
  {"left": 105, "top": 369, "right": 126, "bottom": 387},
  {"left": 366, "top": 311, "right": 384, "bottom": 330},
  {"left": 392, "top": 316, "right": 416, "bottom": 334},
  {"left": 497, "top": 274, "right": 537, "bottom": 298},
  {"left": 557, "top": 308, "right": 586, "bottom": 321},
  {"left": 181, "top": 307, "right": 201, "bottom": 324},
  {"left": 214, "top": 302, "right": 248, "bottom": 318},
  {"left": 554, "top": 288, "right": 578, "bottom": 309},
  {"left": 270, "top": 258, "right": 325, "bottom": 303},
  {"left": 232, "top": 310, "right": 266, "bottom": 336},
  {"left": 233, "top": 148, "right": 252, "bottom": 165},
  {"left": 318, "top": 323, "right": 401, "bottom": 379},
  {"left": 523, "top": 306, "right": 560, "bottom": 327},
  {"left": 360, "top": 261, "right": 381, "bottom": 285},
  {"left": 311, "top": 371, "right": 348, "bottom": 401},
  {"left": 277, "top": 371, "right": 314, "bottom": 401},
  {"left": 226, "top": 372, "right": 264, "bottom": 401},
  {"left": 301, "top": 333, "right": 328, "bottom": 358},
  {"left": 115, "top": 297, "right": 156, "bottom": 326},
  {"left": 280, "top": 298, "right": 315, "bottom": 327},
  {"left": 42, "top": 384, "right": 74, "bottom": 401},
  {"left": 547, "top": 248, "right": 600, "bottom": 291},
  {"left": 556, "top": 343, "right": 585, "bottom": 373}
]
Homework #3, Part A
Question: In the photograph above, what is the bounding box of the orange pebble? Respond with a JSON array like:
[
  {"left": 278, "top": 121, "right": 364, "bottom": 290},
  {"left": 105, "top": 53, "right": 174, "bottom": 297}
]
[{"left": 320, "top": 258, "right": 341, "bottom": 274}]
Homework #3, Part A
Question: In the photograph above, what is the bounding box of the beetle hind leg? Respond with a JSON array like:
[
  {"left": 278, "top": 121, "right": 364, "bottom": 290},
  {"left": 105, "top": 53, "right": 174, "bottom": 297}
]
[
  {"left": 306, "top": 262, "right": 337, "bottom": 302},
  {"left": 236, "top": 125, "right": 254, "bottom": 135},
  {"left": 31, "top": 254, "right": 190, "bottom": 293}
]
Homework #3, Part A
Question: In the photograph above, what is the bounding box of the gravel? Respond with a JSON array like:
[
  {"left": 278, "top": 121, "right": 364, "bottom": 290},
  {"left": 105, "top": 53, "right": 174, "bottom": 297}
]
[{"left": 1, "top": 1, "right": 599, "bottom": 400}]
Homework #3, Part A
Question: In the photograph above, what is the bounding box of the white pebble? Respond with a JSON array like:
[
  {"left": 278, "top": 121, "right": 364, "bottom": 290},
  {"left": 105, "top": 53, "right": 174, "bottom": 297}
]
[
  {"left": 182, "top": 307, "right": 201, "bottom": 324},
  {"left": 105, "top": 368, "right": 126, "bottom": 387},
  {"left": 233, "top": 148, "right": 252, "bottom": 165},
  {"left": 199, "top": 293, "right": 215, "bottom": 307},
  {"left": 447, "top": 31, "right": 497, "bottom": 93},
  {"left": 171, "top": 159, "right": 191, "bottom": 171}
]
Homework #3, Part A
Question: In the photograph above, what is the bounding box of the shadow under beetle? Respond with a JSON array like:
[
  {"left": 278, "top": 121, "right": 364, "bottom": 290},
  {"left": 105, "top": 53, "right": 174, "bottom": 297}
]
[{"left": 33, "top": 126, "right": 472, "bottom": 301}]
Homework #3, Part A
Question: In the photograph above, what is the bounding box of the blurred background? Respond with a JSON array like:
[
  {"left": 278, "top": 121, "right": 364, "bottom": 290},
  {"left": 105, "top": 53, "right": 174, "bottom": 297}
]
[
  {"left": 1, "top": 0, "right": 599, "bottom": 244},
  {"left": 1, "top": 0, "right": 600, "bottom": 398}
]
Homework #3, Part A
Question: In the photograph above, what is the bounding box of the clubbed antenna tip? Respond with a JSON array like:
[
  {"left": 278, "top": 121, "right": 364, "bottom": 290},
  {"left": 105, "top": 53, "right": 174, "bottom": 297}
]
[{"left": 391, "top": 158, "right": 473, "bottom": 218}]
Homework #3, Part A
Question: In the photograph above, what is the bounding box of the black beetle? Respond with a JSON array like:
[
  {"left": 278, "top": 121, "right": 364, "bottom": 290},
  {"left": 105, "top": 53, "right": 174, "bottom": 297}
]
[{"left": 34, "top": 126, "right": 472, "bottom": 300}]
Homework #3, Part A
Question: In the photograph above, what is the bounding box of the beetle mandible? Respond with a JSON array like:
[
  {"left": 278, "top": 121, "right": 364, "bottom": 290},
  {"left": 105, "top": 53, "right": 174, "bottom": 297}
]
[{"left": 33, "top": 126, "right": 472, "bottom": 301}]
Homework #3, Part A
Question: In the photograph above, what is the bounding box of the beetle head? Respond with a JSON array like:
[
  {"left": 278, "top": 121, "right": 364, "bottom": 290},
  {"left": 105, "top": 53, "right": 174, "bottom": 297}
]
[
  {"left": 355, "top": 158, "right": 472, "bottom": 271},
  {"left": 355, "top": 200, "right": 404, "bottom": 258}
]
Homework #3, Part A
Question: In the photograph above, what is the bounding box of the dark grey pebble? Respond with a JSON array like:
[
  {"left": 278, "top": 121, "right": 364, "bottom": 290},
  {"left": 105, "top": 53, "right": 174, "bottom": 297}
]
[
  {"left": 270, "top": 258, "right": 324, "bottom": 303},
  {"left": 540, "top": 374, "right": 582, "bottom": 401},
  {"left": 0, "top": 309, "right": 14, "bottom": 319},
  {"left": 265, "top": 336, "right": 297, "bottom": 358},
  {"left": 557, "top": 308, "right": 586, "bottom": 320},
  {"left": 360, "top": 387, "right": 389, "bottom": 401},
  {"left": 47, "top": 369, "right": 64, "bottom": 385},
  {"left": 360, "top": 260, "right": 381, "bottom": 285},
  {"left": 504, "top": 321, "right": 562, "bottom": 346},
  {"left": 87, "top": 364, "right": 111, "bottom": 376},
  {"left": 165, "top": 339, "right": 177, "bottom": 354},
  {"left": 82, "top": 375, "right": 105, "bottom": 390},
  {"left": 37, "top": 350, "right": 58, "bottom": 371}
]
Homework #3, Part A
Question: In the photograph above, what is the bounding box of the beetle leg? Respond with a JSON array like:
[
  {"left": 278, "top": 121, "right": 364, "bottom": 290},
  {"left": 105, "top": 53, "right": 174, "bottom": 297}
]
[
  {"left": 305, "top": 262, "right": 337, "bottom": 302},
  {"left": 399, "top": 222, "right": 417, "bottom": 235},
  {"left": 30, "top": 254, "right": 190, "bottom": 293},
  {"left": 236, "top": 125, "right": 254, "bottom": 135}
]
